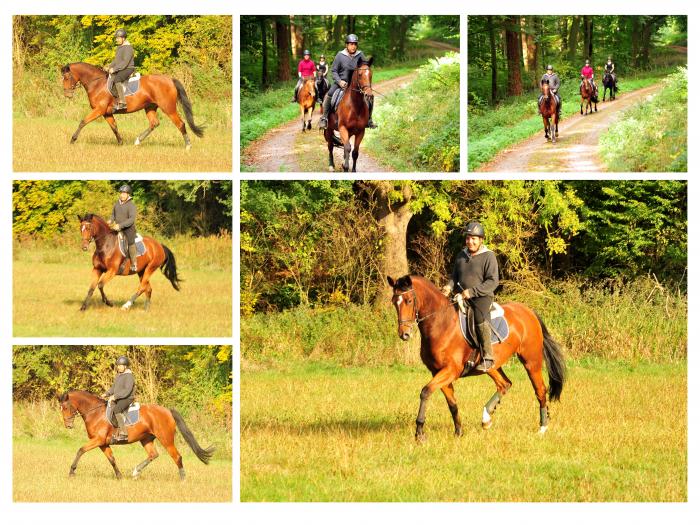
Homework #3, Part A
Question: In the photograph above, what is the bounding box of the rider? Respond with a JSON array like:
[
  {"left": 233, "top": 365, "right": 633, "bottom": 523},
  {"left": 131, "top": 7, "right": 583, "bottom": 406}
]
[
  {"left": 539, "top": 64, "right": 561, "bottom": 119},
  {"left": 604, "top": 55, "right": 616, "bottom": 84},
  {"left": 103, "top": 355, "right": 136, "bottom": 444},
  {"left": 110, "top": 184, "right": 138, "bottom": 272},
  {"left": 106, "top": 28, "right": 134, "bottom": 112},
  {"left": 291, "top": 50, "right": 316, "bottom": 103},
  {"left": 316, "top": 54, "right": 329, "bottom": 84},
  {"left": 318, "top": 34, "right": 376, "bottom": 130},
  {"left": 581, "top": 59, "right": 598, "bottom": 99},
  {"left": 442, "top": 222, "right": 499, "bottom": 372}
]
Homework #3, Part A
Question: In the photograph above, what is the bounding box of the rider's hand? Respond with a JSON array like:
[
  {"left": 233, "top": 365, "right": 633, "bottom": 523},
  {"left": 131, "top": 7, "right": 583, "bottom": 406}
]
[
  {"left": 461, "top": 289, "right": 472, "bottom": 299},
  {"left": 441, "top": 285, "right": 451, "bottom": 297},
  {"left": 109, "top": 395, "right": 115, "bottom": 402},
  {"left": 110, "top": 223, "right": 121, "bottom": 232},
  {"left": 339, "top": 80, "right": 348, "bottom": 89},
  {"left": 108, "top": 68, "right": 114, "bottom": 75}
]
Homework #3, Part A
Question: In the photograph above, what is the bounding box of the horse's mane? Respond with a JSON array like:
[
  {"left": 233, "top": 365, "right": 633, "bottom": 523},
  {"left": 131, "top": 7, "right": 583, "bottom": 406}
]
[
  {"left": 61, "top": 389, "right": 106, "bottom": 404},
  {"left": 80, "top": 213, "right": 109, "bottom": 227},
  {"left": 64, "top": 62, "right": 108, "bottom": 79},
  {"left": 395, "top": 274, "right": 445, "bottom": 300}
]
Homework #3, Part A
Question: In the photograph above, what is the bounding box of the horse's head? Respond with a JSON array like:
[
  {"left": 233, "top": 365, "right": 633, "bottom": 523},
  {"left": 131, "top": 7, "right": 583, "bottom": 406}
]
[
  {"left": 356, "top": 57, "right": 374, "bottom": 97},
  {"left": 61, "top": 64, "right": 79, "bottom": 98},
  {"left": 541, "top": 80, "right": 550, "bottom": 98},
  {"left": 78, "top": 213, "right": 110, "bottom": 251},
  {"left": 57, "top": 392, "right": 77, "bottom": 429},
  {"left": 303, "top": 76, "right": 316, "bottom": 98},
  {"left": 387, "top": 275, "right": 419, "bottom": 341}
]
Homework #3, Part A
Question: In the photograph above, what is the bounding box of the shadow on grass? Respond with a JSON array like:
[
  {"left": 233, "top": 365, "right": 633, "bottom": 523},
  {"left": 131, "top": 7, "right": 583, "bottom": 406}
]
[{"left": 243, "top": 415, "right": 415, "bottom": 436}]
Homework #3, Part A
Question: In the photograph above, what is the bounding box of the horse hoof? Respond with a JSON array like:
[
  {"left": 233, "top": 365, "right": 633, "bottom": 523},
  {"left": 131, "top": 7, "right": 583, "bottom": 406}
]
[
  {"left": 482, "top": 420, "right": 493, "bottom": 430},
  {"left": 134, "top": 138, "right": 141, "bottom": 146},
  {"left": 538, "top": 425, "right": 548, "bottom": 435},
  {"left": 328, "top": 167, "right": 334, "bottom": 172},
  {"left": 121, "top": 301, "right": 132, "bottom": 310},
  {"left": 69, "top": 471, "right": 76, "bottom": 478},
  {"left": 415, "top": 433, "right": 427, "bottom": 444},
  {"left": 79, "top": 305, "right": 87, "bottom": 312},
  {"left": 185, "top": 144, "right": 192, "bottom": 152},
  {"left": 105, "top": 301, "right": 114, "bottom": 308},
  {"left": 454, "top": 428, "right": 463, "bottom": 438}
]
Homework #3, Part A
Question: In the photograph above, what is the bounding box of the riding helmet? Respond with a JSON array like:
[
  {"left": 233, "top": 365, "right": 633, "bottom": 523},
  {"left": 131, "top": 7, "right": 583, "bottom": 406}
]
[
  {"left": 546, "top": 64, "right": 553, "bottom": 71},
  {"left": 320, "top": 54, "right": 326, "bottom": 59},
  {"left": 303, "top": 49, "right": 311, "bottom": 56},
  {"left": 585, "top": 59, "right": 590, "bottom": 65},
  {"left": 116, "top": 356, "right": 130, "bottom": 366},
  {"left": 464, "top": 221, "right": 485, "bottom": 238},
  {"left": 118, "top": 184, "right": 132, "bottom": 194},
  {"left": 345, "top": 34, "right": 359, "bottom": 44},
  {"left": 115, "top": 28, "right": 127, "bottom": 39}
]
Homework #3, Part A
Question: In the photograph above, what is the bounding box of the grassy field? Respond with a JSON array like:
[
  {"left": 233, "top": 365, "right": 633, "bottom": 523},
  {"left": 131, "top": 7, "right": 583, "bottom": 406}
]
[
  {"left": 241, "top": 361, "right": 686, "bottom": 502},
  {"left": 13, "top": 236, "right": 231, "bottom": 337},
  {"left": 13, "top": 402, "right": 231, "bottom": 502}
]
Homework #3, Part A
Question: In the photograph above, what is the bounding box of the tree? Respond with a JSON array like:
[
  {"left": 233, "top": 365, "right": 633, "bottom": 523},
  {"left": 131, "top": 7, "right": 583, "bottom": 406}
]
[
  {"left": 505, "top": 16, "right": 522, "bottom": 96},
  {"left": 568, "top": 15, "right": 580, "bottom": 62},
  {"left": 275, "top": 17, "right": 291, "bottom": 81},
  {"left": 488, "top": 16, "right": 497, "bottom": 102}
]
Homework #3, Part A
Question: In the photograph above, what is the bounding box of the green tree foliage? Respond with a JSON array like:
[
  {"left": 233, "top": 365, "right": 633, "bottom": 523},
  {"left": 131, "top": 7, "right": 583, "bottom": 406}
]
[{"left": 13, "top": 180, "right": 231, "bottom": 238}]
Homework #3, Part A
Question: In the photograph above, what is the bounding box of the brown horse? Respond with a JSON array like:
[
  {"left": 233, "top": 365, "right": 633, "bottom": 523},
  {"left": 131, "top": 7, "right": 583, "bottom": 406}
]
[
  {"left": 580, "top": 76, "right": 597, "bottom": 115},
  {"left": 61, "top": 62, "right": 204, "bottom": 149},
  {"left": 539, "top": 80, "right": 559, "bottom": 143},
  {"left": 78, "top": 214, "right": 181, "bottom": 311},
  {"left": 387, "top": 275, "right": 566, "bottom": 441},
  {"left": 298, "top": 76, "right": 316, "bottom": 132},
  {"left": 58, "top": 390, "right": 214, "bottom": 480},
  {"left": 323, "top": 57, "right": 374, "bottom": 172}
]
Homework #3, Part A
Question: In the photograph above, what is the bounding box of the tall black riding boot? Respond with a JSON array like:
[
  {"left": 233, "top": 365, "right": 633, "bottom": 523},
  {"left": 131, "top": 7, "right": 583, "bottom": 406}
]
[
  {"left": 112, "top": 413, "right": 129, "bottom": 443},
  {"left": 319, "top": 94, "right": 332, "bottom": 130},
  {"left": 128, "top": 244, "right": 138, "bottom": 272},
  {"left": 476, "top": 322, "right": 495, "bottom": 372},
  {"left": 114, "top": 83, "right": 126, "bottom": 111},
  {"left": 367, "top": 97, "right": 377, "bottom": 129}
]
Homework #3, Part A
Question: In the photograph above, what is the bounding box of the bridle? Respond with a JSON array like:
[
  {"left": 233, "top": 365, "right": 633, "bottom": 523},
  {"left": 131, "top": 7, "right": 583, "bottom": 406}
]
[
  {"left": 349, "top": 66, "right": 374, "bottom": 105},
  {"left": 63, "top": 67, "right": 106, "bottom": 97},
  {"left": 392, "top": 288, "right": 457, "bottom": 327},
  {"left": 81, "top": 219, "right": 110, "bottom": 245},
  {"left": 63, "top": 399, "right": 106, "bottom": 426}
]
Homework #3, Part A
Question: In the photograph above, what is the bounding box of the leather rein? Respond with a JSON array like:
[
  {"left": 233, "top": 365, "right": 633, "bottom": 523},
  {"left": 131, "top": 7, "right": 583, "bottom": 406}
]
[
  {"left": 65, "top": 399, "right": 106, "bottom": 425},
  {"left": 392, "top": 288, "right": 457, "bottom": 327}
]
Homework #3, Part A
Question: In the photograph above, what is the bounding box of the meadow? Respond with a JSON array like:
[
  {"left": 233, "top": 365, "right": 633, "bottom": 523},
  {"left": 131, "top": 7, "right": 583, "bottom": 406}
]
[
  {"left": 241, "top": 361, "right": 686, "bottom": 502},
  {"left": 13, "top": 234, "right": 232, "bottom": 337},
  {"left": 13, "top": 400, "right": 231, "bottom": 502}
]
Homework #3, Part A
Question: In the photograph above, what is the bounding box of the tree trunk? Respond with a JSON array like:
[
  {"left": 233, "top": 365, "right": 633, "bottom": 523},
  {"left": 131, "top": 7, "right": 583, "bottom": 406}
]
[
  {"left": 587, "top": 17, "right": 593, "bottom": 60},
  {"left": 521, "top": 17, "right": 528, "bottom": 72},
  {"left": 333, "top": 15, "right": 344, "bottom": 48},
  {"left": 275, "top": 18, "right": 291, "bottom": 82},
  {"left": 630, "top": 16, "right": 640, "bottom": 67},
  {"left": 290, "top": 15, "right": 303, "bottom": 60},
  {"left": 582, "top": 16, "right": 590, "bottom": 59},
  {"left": 529, "top": 16, "right": 540, "bottom": 87},
  {"left": 505, "top": 16, "right": 522, "bottom": 96},
  {"left": 560, "top": 17, "right": 568, "bottom": 53},
  {"left": 397, "top": 16, "right": 410, "bottom": 59},
  {"left": 259, "top": 16, "right": 268, "bottom": 87},
  {"left": 488, "top": 16, "right": 497, "bottom": 103},
  {"left": 568, "top": 15, "right": 580, "bottom": 62}
]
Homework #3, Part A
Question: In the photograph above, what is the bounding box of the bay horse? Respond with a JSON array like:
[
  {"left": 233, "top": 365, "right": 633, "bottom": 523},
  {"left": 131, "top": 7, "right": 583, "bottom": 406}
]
[
  {"left": 61, "top": 62, "right": 205, "bottom": 150},
  {"left": 78, "top": 214, "right": 181, "bottom": 311},
  {"left": 298, "top": 76, "right": 316, "bottom": 132},
  {"left": 316, "top": 75, "right": 329, "bottom": 104},
  {"left": 387, "top": 275, "right": 566, "bottom": 441},
  {"left": 58, "top": 390, "right": 214, "bottom": 480},
  {"left": 602, "top": 72, "right": 617, "bottom": 101},
  {"left": 323, "top": 57, "right": 374, "bottom": 172},
  {"left": 580, "top": 76, "right": 597, "bottom": 115},
  {"left": 539, "top": 80, "right": 559, "bottom": 143}
]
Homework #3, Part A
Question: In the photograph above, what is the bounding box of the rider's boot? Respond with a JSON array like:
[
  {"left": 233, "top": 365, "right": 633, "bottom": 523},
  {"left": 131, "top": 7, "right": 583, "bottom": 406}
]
[
  {"left": 114, "top": 83, "right": 127, "bottom": 111},
  {"left": 367, "top": 97, "right": 377, "bottom": 129},
  {"left": 291, "top": 85, "right": 298, "bottom": 103},
  {"left": 319, "top": 93, "right": 332, "bottom": 130},
  {"left": 475, "top": 322, "right": 495, "bottom": 372},
  {"left": 111, "top": 412, "right": 129, "bottom": 443},
  {"left": 128, "top": 244, "right": 138, "bottom": 272}
]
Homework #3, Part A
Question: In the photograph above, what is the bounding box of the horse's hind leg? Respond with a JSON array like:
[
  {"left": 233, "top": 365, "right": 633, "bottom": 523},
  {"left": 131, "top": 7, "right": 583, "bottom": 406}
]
[
  {"left": 99, "top": 445, "right": 123, "bottom": 479},
  {"left": 154, "top": 430, "right": 185, "bottom": 480},
  {"left": 123, "top": 266, "right": 155, "bottom": 310},
  {"left": 163, "top": 109, "right": 191, "bottom": 150},
  {"left": 518, "top": 355, "right": 549, "bottom": 433},
  {"left": 103, "top": 115, "right": 123, "bottom": 146},
  {"left": 135, "top": 106, "right": 160, "bottom": 145},
  {"left": 482, "top": 367, "right": 513, "bottom": 430},
  {"left": 441, "top": 383, "right": 462, "bottom": 437},
  {"left": 133, "top": 436, "right": 159, "bottom": 479}
]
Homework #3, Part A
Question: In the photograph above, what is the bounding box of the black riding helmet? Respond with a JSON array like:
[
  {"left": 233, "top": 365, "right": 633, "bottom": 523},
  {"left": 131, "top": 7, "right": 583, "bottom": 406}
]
[
  {"left": 118, "top": 184, "right": 132, "bottom": 194},
  {"left": 115, "top": 29, "right": 127, "bottom": 39},
  {"left": 303, "top": 49, "right": 311, "bottom": 56},
  {"left": 546, "top": 64, "right": 554, "bottom": 71},
  {"left": 346, "top": 34, "right": 359, "bottom": 44},
  {"left": 116, "top": 356, "right": 130, "bottom": 367},
  {"left": 464, "top": 221, "right": 485, "bottom": 238}
]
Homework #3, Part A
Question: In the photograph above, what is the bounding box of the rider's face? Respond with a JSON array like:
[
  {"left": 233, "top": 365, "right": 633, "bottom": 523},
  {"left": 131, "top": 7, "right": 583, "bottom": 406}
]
[
  {"left": 466, "top": 235, "right": 482, "bottom": 253},
  {"left": 116, "top": 36, "right": 124, "bottom": 45},
  {"left": 119, "top": 191, "right": 129, "bottom": 202},
  {"left": 346, "top": 42, "right": 358, "bottom": 53},
  {"left": 116, "top": 364, "right": 126, "bottom": 373},
  {"left": 304, "top": 54, "right": 310, "bottom": 60}
]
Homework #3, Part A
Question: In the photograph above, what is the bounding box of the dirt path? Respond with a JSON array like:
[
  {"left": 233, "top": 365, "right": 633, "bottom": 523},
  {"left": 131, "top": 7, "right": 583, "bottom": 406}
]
[
  {"left": 477, "top": 83, "right": 664, "bottom": 172},
  {"left": 242, "top": 73, "right": 417, "bottom": 173}
]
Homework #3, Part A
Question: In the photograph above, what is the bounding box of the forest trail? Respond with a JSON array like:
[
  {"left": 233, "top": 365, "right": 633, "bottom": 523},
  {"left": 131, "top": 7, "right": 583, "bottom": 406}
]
[
  {"left": 242, "top": 73, "right": 418, "bottom": 172},
  {"left": 476, "top": 82, "right": 664, "bottom": 172}
]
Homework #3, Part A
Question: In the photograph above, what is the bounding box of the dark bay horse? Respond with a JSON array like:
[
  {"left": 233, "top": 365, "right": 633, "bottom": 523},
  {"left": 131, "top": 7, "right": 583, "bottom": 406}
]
[
  {"left": 580, "top": 76, "right": 597, "bottom": 115},
  {"left": 603, "top": 72, "right": 617, "bottom": 101},
  {"left": 539, "top": 80, "right": 559, "bottom": 143},
  {"left": 61, "top": 62, "right": 205, "bottom": 149},
  {"left": 323, "top": 57, "right": 374, "bottom": 172},
  {"left": 58, "top": 390, "right": 214, "bottom": 480},
  {"left": 387, "top": 275, "right": 566, "bottom": 441},
  {"left": 78, "top": 214, "right": 181, "bottom": 311},
  {"left": 298, "top": 76, "right": 316, "bottom": 132}
]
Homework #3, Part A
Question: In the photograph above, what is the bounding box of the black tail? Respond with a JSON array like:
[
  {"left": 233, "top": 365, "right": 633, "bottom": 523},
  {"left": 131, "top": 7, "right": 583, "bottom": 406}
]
[
  {"left": 173, "top": 78, "right": 205, "bottom": 138},
  {"left": 536, "top": 312, "right": 566, "bottom": 401},
  {"left": 170, "top": 408, "right": 215, "bottom": 464},
  {"left": 161, "top": 244, "right": 182, "bottom": 291}
]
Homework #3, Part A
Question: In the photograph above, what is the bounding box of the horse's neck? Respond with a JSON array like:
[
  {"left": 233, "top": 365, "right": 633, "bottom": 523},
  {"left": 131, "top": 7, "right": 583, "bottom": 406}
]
[
  {"left": 75, "top": 65, "right": 106, "bottom": 94},
  {"left": 73, "top": 392, "right": 100, "bottom": 413},
  {"left": 92, "top": 220, "right": 117, "bottom": 256}
]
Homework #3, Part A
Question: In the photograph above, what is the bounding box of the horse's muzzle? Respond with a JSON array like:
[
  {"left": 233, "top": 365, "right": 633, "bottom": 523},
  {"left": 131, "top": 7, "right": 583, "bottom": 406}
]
[
  {"left": 82, "top": 245, "right": 88, "bottom": 252},
  {"left": 400, "top": 332, "right": 411, "bottom": 341},
  {"left": 63, "top": 90, "right": 74, "bottom": 98}
]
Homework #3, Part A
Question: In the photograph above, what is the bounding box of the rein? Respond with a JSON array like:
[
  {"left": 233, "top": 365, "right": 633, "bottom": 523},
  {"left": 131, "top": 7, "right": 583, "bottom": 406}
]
[
  {"left": 393, "top": 288, "right": 457, "bottom": 326},
  {"left": 67, "top": 399, "right": 106, "bottom": 425},
  {"left": 65, "top": 68, "right": 107, "bottom": 96}
]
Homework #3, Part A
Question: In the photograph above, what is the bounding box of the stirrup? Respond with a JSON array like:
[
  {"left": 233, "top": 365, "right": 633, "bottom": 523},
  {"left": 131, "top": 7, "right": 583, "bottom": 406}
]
[
  {"left": 319, "top": 116, "right": 328, "bottom": 129},
  {"left": 476, "top": 359, "right": 494, "bottom": 372},
  {"left": 367, "top": 120, "right": 377, "bottom": 129}
]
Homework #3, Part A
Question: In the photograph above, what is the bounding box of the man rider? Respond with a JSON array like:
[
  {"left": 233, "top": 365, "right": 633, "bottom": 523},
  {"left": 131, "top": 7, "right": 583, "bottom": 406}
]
[
  {"left": 540, "top": 64, "right": 561, "bottom": 119},
  {"left": 604, "top": 55, "right": 616, "bottom": 84},
  {"left": 581, "top": 59, "right": 598, "bottom": 99},
  {"left": 110, "top": 184, "right": 138, "bottom": 272},
  {"left": 103, "top": 355, "right": 135, "bottom": 444},
  {"left": 106, "top": 29, "right": 134, "bottom": 112},
  {"left": 291, "top": 50, "right": 316, "bottom": 103},
  {"left": 319, "top": 34, "right": 376, "bottom": 130},
  {"left": 442, "top": 222, "right": 499, "bottom": 372}
]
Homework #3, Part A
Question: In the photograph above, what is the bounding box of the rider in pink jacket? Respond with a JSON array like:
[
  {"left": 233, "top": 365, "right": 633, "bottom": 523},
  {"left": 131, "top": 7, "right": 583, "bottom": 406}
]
[
  {"left": 580, "top": 59, "right": 597, "bottom": 98},
  {"left": 292, "top": 51, "right": 316, "bottom": 103}
]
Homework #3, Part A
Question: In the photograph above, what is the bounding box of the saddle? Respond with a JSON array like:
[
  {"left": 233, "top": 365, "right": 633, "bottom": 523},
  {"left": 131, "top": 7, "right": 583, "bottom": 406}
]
[
  {"left": 331, "top": 88, "right": 345, "bottom": 113},
  {"left": 456, "top": 297, "right": 509, "bottom": 375},
  {"left": 117, "top": 232, "right": 147, "bottom": 258},
  {"left": 106, "top": 401, "right": 140, "bottom": 427},
  {"left": 109, "top": 72, "right": 141, "bottom": 97}
]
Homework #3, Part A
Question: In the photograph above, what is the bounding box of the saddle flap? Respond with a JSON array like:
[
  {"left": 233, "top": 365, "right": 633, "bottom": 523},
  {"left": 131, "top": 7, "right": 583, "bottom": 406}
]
[
  {"left": 331, "top": 88, "right": 345, "bottom": 112},
  {"left": 117, "top": 232, "right": 147, "bottom": 258},
  {"left": 457, "top": 300, "right": 510, "bottom": 347}
]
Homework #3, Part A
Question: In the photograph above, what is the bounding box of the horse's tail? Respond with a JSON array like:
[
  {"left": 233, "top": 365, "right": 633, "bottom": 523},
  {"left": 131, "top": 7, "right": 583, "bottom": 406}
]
[
  {"left": 170, "top": 408, "right": 215, "bottom": 464},
  {"left": 172, "top": 78, "right": 205, "bottom": 138},
  {"left": 535, "top": 312, "right": 566, "bottom": 401},
  {"left": 160, "top": 244, "right": 182, "bottom": 291}
]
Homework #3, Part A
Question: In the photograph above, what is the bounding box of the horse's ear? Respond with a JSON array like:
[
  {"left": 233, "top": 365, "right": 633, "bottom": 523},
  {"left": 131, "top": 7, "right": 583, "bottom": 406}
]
[
  {"left": 405, "top": 275, "right": 413, "bottom": 287},
  {"left": 387, "top": 276, "right": 395, "bottom": 288},
  {"left": 77, "top": 214, "right": 83, "bottom": 222},
  {"left": 367, "top": 56, "right": 374, "bottom": 67}
]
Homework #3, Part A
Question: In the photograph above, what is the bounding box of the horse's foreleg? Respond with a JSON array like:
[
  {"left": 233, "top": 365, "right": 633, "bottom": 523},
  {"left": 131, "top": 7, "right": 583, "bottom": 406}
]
[
  {"left": 69, "top": 437, "right": 102, "bottom": 477},
  {"left": 103, "top": 115, "right": 123, "bottom": 146},
  {"left": 482, "top": 367, "right": 513, "bottom": 430},
  {"left": 441, "top": 383, "right": 462, "bottom": 437},
  {"left": 97, "top": 269, "right": 117, "bottom": 307},
  {"left": 80, "top": 268, "right": 103, "bottom": 311},
  {"left": 543, "top": 117, "right": 549, "bottom": 140},
  {"left": 326, "top": 136, "right": 335, "bottom": 172},
  {"left": 133, "top": 438, "right": 159, "bottom": 479},
  {"left": 71, "top": 108, "right": 105, "bottom": 144},
  {"left": 100, "top": 445, "right": 123, "bottom": 479},
  {"left": 415, "top": 367, "right": 460, "bottom": 442},
  {"left": 300, "top": 105, "right": 306, "bottom": 132},
  {"left": 352, "top": 131, "right": 364, "bottom": 172}
]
